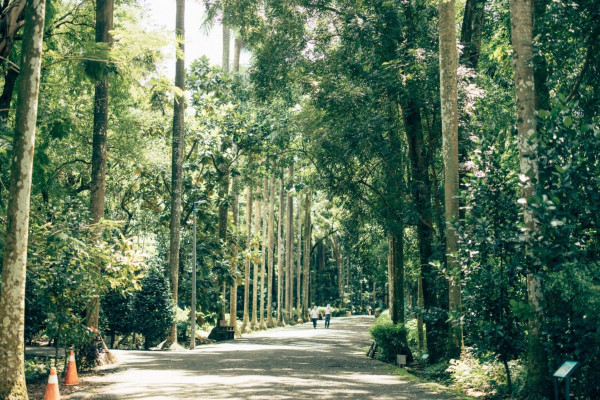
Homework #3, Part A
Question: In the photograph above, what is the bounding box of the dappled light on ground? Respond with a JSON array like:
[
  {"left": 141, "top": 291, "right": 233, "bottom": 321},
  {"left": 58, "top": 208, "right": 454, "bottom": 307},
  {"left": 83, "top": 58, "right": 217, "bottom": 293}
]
[{"left": 73, "top": 316, "right": 465, "bottom": 399}]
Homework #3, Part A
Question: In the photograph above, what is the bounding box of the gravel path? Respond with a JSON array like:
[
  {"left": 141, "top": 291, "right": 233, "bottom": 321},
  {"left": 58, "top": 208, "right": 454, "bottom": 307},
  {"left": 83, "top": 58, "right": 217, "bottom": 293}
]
[{"left": 69, "top": 316, "right": 468, "bottom": 399}]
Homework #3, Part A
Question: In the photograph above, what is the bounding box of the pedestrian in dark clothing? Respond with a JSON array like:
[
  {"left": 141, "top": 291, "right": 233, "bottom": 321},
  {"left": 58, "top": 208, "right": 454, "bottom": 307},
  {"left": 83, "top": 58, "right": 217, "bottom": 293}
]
[{"left": 324, "top": 304, "right": 332, "bottom": 328}]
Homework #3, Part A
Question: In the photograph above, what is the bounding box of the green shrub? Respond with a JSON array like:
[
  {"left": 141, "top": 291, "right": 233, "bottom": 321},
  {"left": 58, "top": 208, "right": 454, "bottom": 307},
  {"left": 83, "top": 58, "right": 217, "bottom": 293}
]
[
  {"left": 24, "top": 358, "right": 51, "bottom": 383},
  {"left": 131, "top": 268, "right": 174, "bottom": 349},
  {"left": 369, "top": 314, "right": 411, "bottom": 363}
]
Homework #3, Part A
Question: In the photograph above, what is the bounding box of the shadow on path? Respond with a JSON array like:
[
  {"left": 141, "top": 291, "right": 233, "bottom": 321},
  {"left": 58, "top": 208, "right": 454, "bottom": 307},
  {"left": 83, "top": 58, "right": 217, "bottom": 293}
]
[{"left": 73, "top": 316, "right": 466, "bottom": 400}]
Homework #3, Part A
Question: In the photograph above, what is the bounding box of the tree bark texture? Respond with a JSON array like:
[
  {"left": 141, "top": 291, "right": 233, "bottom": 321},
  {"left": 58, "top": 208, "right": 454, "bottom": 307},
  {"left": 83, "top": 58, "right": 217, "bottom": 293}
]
[
  {"left": 459, "top": 0, "right": 486, "bottom": 69},
  {"left": 251, "top": 189, "right": 261, "bottom": 329},
  {"left": 0, "top": 1, "right": 45, "bottom": 398},
  {"left": 295, "top": 196, "right": 302, "bottom": 322},
  {"left": 403, "top": 99, "right": 446, "bottom": 363},
  {"left": 233, "top": 36, "right": 243, "bottom": 72},
  {"left": 87, "top": 0, "right": 114, "bottom": 330},
  {"left": 302, "top": 192, "right": 311, "bottom": 320},
  {"left": 0, "top": 0, "right": 26, "bottom": 60},
  {"left": 222, "top": 24, "right": 230, "bottom": 73},
  {"left": 260, "top": 176, "right": 268, "bottom": 329},
  {"left": 388, "top": 233, "right": 404, "bottom": 324},
  {"left": 277, "top": 170, "right": 285, "bottom": 325},
  {"left": 285, "top": 165, "right": 294, "bottom": 322},
  {"left": 510, "top": 0, "right": 549, "bottom": 394},
  {"left": 242, "top": 186, "right": 252, "bottom": 332},
  {"left": 439, "top": 0, "right": 462, "bottom": 358},
  {"left": 266, "top": 172, "right": 276, "bottom": 327},
  {"left": 168, "top": 0, "right": 185, "bottom": 343}
]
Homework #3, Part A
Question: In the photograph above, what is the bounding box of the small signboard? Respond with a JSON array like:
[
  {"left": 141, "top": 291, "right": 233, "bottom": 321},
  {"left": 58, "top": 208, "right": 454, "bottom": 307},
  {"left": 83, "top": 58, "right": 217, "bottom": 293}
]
[{"left": 553, "top": 361, "right": 579, "bottom": 379}]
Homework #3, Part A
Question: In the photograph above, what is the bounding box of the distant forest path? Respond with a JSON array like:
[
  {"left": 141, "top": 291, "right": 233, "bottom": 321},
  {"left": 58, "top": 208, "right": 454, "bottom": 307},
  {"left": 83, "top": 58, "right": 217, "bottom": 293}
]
[{"left": 71, "top": 316, "right": 468, "bottom": 399}]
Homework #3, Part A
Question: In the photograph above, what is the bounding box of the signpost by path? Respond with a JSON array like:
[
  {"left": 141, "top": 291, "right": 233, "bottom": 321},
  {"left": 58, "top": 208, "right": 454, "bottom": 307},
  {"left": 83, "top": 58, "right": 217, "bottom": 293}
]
[{"left": 553, "top": 361, "right": 579, "bottom": 400}]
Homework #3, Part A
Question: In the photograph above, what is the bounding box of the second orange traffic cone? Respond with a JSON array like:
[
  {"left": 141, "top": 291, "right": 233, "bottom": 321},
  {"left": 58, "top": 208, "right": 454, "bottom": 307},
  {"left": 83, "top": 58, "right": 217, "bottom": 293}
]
[
  {"left": 43, "top": 366, "right": 60, "bottom": 400},
  {"left": 64, "top": 349, "right": 79, "bottom": 385}
]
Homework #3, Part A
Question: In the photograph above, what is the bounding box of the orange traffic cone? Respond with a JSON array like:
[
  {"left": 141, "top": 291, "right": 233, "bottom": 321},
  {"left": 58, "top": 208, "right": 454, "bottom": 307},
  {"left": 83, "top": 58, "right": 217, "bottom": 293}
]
[
  {"left": 43, "top": 366, "right": 60, "bottom": 400},
  {"left": 64, "top": 349, "right": 79, "bottom": 385}
]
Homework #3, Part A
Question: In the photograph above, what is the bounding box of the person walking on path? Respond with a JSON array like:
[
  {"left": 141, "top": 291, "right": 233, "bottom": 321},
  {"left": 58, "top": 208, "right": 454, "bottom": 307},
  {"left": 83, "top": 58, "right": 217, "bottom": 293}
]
[
  {"left": 324, "top": 304, "right": 332, "bottom": 328},
  {"left": 310, "top": 306, "right": 319, "bottom": 328}
]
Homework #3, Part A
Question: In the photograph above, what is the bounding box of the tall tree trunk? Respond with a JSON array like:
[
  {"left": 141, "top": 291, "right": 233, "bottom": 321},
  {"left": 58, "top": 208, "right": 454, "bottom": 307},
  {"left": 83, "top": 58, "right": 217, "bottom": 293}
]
[
  {"left": 417, "top": 276, "right": 424, "bottom": 352},
  {"left": 222, "top": 24, "right": 230, "bottom": 73},
  {"left": 167, "top": 0, "right": 185, "bottom": 344},
  {"left": 372, "top": 280, "right": 376, "bottom": 306},
  {"left": 388, "top": 233, "right": 405, "bottom": 324},
  {"left": 439, "top": 0, "right": 462, "bottom": 357},
  {"left": 266, "top": 172, "right": 276, "bottom": 327},
  {"left": 510, "top": 0, "right": 549, "bottom": 395},
  {"left": 0, "top": 1, "right": 45, "bottom": 397},
  {"left": 251, "top": 188, "right": 261, "bottom": 329},
  {"left": 285, "top": 165, "right": 294, "bottom": 322},
  {"left": 233, "top": 36, "right": 243, "bottom": 72},
  {"left": 295, "top": 196, "right": 302, "bottom": 322},
  {"left": 259, "top": 176, "right": 268, "bottom": 329},
  {"left": 302, "top": 192, "right": 312, "bottom": 320},
  {"left": 242, "top": 186, "right": 252, "bottom": 333},
  {"left": 460, "top": 0, "right": 486, "bottom": 70},
  {"left": 0, "top": 65, "right": 18, "bottom": 121},
  {"left": 333, "top": 236, "right": 342, "bottom": 305},
  {"left": 228, "top": 34, "right": 243, "bottom": 333},
  {"left": 217, "top": 23, "right": 231, "bottom": 322},
  {"left": 86, "top": 0, "right": 115, "bottom": 329},
  {"left": 403, "top": 99, "right": 446, "bottom": 362},
  {"left": 276, "top": 170, "right": 285, "bottom": 325}
]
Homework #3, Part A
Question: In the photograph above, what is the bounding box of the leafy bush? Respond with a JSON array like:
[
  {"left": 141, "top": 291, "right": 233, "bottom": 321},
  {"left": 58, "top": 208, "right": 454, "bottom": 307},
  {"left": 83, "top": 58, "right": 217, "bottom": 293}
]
[
  {"left": 445, "top": 350, "right": 526, "bottom": 399},
  {"left": 369, "top": 314, "right": 411, "bottom": 363},
  {"left": 131, "top": 268, "right": 174, "bottom": 349},
  {"left": 24, "top": 358, "right": 51, "bottom": 384}
]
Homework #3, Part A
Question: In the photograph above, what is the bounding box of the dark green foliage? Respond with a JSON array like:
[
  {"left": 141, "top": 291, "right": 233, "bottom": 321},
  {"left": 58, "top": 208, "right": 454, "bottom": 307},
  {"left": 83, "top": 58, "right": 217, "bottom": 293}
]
[
  {"left": 459, "top": 132, "right": 526, "bottom": 378},
  {"left": 100, "top": 289, "right": 135, "bottom": 345},
  {"left": 369, "top": 314, "right": 412, "bottom": 363},
  {"left": 131, "top": 268, "right": 175, "bottom": 350},
  {"left": 533, "top": 102, "right": 600, "bottom": 399}
]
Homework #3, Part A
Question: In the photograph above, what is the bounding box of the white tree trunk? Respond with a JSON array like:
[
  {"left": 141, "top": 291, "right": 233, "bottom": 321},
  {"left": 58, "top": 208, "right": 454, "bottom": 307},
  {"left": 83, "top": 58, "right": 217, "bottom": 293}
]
[
  {"left": 510, "top": 0, "right": 548, "bottom": 393},
  {"left": 266, "top": 172, "right": 276, "bottom": 327},
  {"left": 0, "top": 1, "right": 46, "bottom": 397},
  {"left": 242, "top": 187, "right": 252, "bottom": 333},
  {"left": 439, "top": 0, "right": 461, "bottom": 356},
  {"left": 259, "top": 176, "right": 268, "bottom": 329},
  {"left": 277, "top": 170, "right": 285, "bottom": 325}
]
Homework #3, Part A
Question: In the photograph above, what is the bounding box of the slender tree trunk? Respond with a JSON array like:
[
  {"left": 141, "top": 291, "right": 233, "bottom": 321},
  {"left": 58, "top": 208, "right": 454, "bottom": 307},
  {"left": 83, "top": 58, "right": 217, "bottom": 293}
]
[
  {"left": 439, "top": 0, "right": 462, "bottom": 357},
  {"left": 302, "top": 192, "right": 312, "bottom": 321},
  {"left": 242, "top": 186, "right": 252, "bottom": 333},
  {"left": 251, "top": 189, "right": 261, "bottom": 329},
  {"left": 222, "top": 24, "right": 230, "bottom": 73},
  {"left": 217, "top": 23, "right": 232, "bottom": 322},
  {"left": 510, "top": 0, "right": 549, "bottom": 394},
  {"left": 285, "top": 166, "right": 294, "bottom": 322},
  {"left": 167, "top": 0, "right": 185, "bottom": 344},
  {"left": 233, "top": 36, "right": 243, "bottom": 72},
  {"left": 295, "top": 196, "right": 302, "bottom": 322},
  {"left": 372, "top": 280, "right": 376, "bottom": 305},
  {"left": 266, "top": 172, "right": 276, "bottom": 327},
  {"left": 229, "top": 35, "right": 242, "bottom": 333},
  {"left": 333, "top": 236, "right": 342, "bottom": 304},
  {"left": 86, "top": 0, "right": 114, "bottom": 330},
  {"left": 0, "top": 1, "right": 45, "bottom": 397},
  {"left": 417, "top": 276, "right": 424, "bottom": 352},
  {"left": 388, "top": 233, "right": 405, "bottom": 324},
  {"left": 403, "top": 99, "right": 445, "bottom": 362},
  {"left": 260, "top": 176, "right": 268, "bottom": 329},
  {"left": 0, "top": 65, "right": 18, "bottom": 121},
  {"left": 460, "top": 0, "right": 486, "bottom": 70},
  {"left": 277, "top": 170, "right": 285, "bottom": 325}
]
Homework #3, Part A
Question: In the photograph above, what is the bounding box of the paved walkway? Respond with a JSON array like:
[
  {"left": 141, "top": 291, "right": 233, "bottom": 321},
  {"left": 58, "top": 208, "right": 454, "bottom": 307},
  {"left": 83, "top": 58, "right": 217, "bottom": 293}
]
[{"left": 71, "top": 316, "right": 467, "bottom": 399}]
